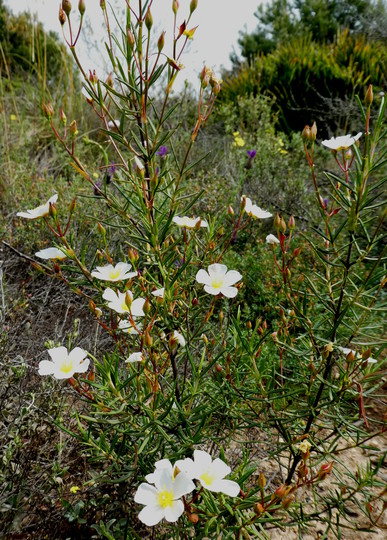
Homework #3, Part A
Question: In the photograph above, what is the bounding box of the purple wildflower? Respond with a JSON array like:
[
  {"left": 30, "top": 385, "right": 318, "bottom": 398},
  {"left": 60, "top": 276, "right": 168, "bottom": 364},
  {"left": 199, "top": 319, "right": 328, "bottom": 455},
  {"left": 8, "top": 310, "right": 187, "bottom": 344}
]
[
  {"left": 247, "top": 149, "right": 256, "bottom": 159},
  {"left": 106, "top": 163, "right": 116, "bottom": 184},
  {"left": 156, "top": 146, "right": 168, "bottom": 157},
  {"left": 93, "top": 181, "right": 103, "bottom": 197}
]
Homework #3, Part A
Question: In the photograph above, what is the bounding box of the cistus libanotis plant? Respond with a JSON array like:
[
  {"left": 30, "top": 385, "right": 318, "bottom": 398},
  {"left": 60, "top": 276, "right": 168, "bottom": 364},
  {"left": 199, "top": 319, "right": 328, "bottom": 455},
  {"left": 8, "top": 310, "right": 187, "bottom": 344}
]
[{"left": 16, "top": 0, "right": 386, "bottom": 538}]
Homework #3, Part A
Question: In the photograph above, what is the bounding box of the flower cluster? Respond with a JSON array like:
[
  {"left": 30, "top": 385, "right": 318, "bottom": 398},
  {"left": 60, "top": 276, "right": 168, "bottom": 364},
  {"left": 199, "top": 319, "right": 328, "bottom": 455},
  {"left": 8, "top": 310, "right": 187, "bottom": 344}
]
[{"left": 134, "top": 450, "right": 240, "bottom": 526}]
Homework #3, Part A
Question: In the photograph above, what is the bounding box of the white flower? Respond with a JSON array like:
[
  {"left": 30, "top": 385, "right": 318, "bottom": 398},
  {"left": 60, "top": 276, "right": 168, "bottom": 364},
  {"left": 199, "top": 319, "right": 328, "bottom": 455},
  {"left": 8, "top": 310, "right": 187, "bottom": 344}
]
[
  {"left": 176, "top": 450, "right": 240, "bottom": 497},
  {"left": 195, "top": 264, "right": 242, "bottom": 298},
  {"left": 134, "top": 460, "right": 195, "bottom": 527},
  {"left": 118, "top": 319, "right": 141, "bottom": 335},
  {"left": 134, "top": 156, "right": 144, "bottom": 170},
  {"left": 321, "top": 132, "right": 362, "bottom": 151},
  {"left": 337, "top": 346, "right": 377, "bottom": 363},
  {"left": 17, "top": 194, "right": 58, "bottom": 219},
  {"left": 38, "top": 346, "right": 89, "bottom": 380},
  {"left": 243, "top": 196, "right": 272, "bottom": 219},
  {"left": 172, "top": 331, "right": 185, "bottom": 347},
  {"left": 172, "top": 216, "right": 208, "bottom": 228},
  {"left": 125, "top": 352, "right": 144, "bottom": 363},
  {"left": 266, "top": 234, "right": 280, "bottom": 245},
  {"left": 91, "top": 262, "right": 136, "bottom": 282},
  {"left": 151, "top": 287, "right": 165, "bottom": 298},
  {"left": 35, "top": 247, "right": 67, "bottom": 260},
  {"left": 102, "top": 288, "right": 145, "bottom": 316}
]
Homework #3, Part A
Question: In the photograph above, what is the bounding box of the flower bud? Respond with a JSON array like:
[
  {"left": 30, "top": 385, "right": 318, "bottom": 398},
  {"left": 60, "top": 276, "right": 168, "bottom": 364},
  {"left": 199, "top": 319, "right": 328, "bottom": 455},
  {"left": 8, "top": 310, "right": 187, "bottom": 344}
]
[
  {"left": 274, "top": 484, "right": 288, "bottom": 499},
  {"left": 157, "top": 31, "right": 165, "bottom": 52},
  {"left": 274, "top": 212, "right": 281, "bottom": 231},
  {"left": 125, "top": 291, "right": 132, "bottom": 309},
  {"left": 254, "top": 502, "right": 265, "bottom": 515},
  {"left": 62, "top": 0, "right": 72, "bottom": 16},
  {"left": 60, "top": 108, "right": 67, "bottom": 125},
  {"left": 214, "top": 363, "right": 223, "bottom": 373},
  {"left": 42, "top": 102, "right": 54, "bottom": 120},
  {"left": 292, "top": 247, "right": 301, "bottom": 258},
  {"left": 288, "top": 214, "right": 295, "bottom": 230},
  {"left": 362, "top": 348, "right": 372, "bottom": 361},
  {"left": 78, "top": 0, "right": 85, "bottom": 15},
  {"left": 144, "top": 7, "right": 153, "bottom": 30},
  {"left": 128, "top": 248, "right": 138, "bottom": 264},
  {"left": 97, "top": 222, "right": 106, "bottom": 237},
  {"left": 344, "top": 147, "right": 352, "bottom": 161},
  {"left": 106, "top": 72, "right": 114, "bottom": 88},
  {"left": 258, "top": 472, "right": 266, "bottom": 489},
  {"left": 192, "top": 297, "right": 198, "bottom": 306},
  {"left": 317, "top": 462, "right": 333, "bottom": 480},
  {"left": 302, "top": 125, "right": 311, "bottom": 141},
  {"left": 281, "top": 496, "right": 294, "bottom": 510},
  {"left": 145, "top": 330, "right": 153, "bottom": 347},
  {"left": 143, "top": 298, "right": 151, "bottom": 314},
  {"left": 127, "top": 29, "right": 135, "bottom": 49},
  {"left": 228, "top": 205, "right": 234, "bottom": 217},
  {"left": 172, "top": 0, "right": 179, "bottom": 14},
  {"left": 70, "top": 120, "right": 78, "bottom": 137},
  {"left": 59, "top": 6, "right": 66, "bottom": 25},
  {"left": 310, "top": 122, "right": 317, "bottom": 141},
  {"left": 188, "top": 513, "right": 199, "bottom": 524},
  {"left": 190, "top": 0, "right": 198, "bottom": 13},
  {"left": 365, "top": 84, "right": 373, "bottom": 107},
  {"left": 69, "top": 197, "right": 76, "bottom": 214},
  {"left": 346, "top": 350, "right": 355, "bottom": 363}
]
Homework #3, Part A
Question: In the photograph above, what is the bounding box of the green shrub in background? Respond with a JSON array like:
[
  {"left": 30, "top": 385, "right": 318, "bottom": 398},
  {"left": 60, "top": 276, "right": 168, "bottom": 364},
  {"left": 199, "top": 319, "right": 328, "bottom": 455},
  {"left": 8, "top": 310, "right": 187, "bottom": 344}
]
[{"left": 222, "top": 30, "right": 386, "bottom": 135}]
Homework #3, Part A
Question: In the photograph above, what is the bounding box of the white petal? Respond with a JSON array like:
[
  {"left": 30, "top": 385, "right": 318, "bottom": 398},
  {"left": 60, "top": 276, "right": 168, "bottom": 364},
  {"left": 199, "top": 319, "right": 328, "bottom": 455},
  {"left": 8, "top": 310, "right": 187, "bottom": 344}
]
[
  {"left": 164, "top": 500, "right": 184, "bottom": 523},
  {"left": 209, "top": 479, "right": 240, "bottom": 497},
  {"left": 138, "top": 505, "right": 164, "bottom": 526},
  {"left": 47, "top": 346, "right": 68, "bottom": 365},
  {"left": 75, "top": 358, "right": 90, "bottom": 373},
  {"left": 223, "top": 270, "right": 242, "bottom": 287},
  {"left": 134, "top": 483, "right": 158, "bottom": 505},
  {"left": 35, "top": 247, "right": 66, "bottom": 260},
  {"left": 38, "top": 360, "right": 56, "bottom": 375},
  {"left": 211, "top": 458, "right": 231, "bottom": 479},
  {"left": 193, "top": 450, "right": 212, "bottom": 470},
  {"left": 208, "top": 264, "right": 227, "bottom": 278},
  {"left": 172, "top": 473, "right": 195, "bottom": 498},
  {"left": 196, "top": 269, "right": 210, "bottom": 285},
  {"left": 131, "top": 298, "right": 145, "bottom": 317},
  {"left": 175, "top": 458, "right": 195, "bottom": 479},
  {"left": 203, "top": 285, "right": 221, "bottom": 296},
  {"left": 220, "top": 286, "right": 238, "bottom": 298},
  {"left": 102, "top": 288, "right": 117, "bottom": 302},
  {"left": 48, "top": 194, "right": 58, "bottom": 205},
  {"left": 69, "top": 347, "right": 88, "bottom": 364}
]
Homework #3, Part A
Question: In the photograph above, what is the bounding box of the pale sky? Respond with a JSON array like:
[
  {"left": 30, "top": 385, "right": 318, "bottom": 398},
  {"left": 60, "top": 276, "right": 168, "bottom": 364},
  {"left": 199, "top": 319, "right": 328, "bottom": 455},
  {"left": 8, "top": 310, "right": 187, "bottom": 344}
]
[{"left": 5, "top": 0, "right": 262, "bottom": 89}]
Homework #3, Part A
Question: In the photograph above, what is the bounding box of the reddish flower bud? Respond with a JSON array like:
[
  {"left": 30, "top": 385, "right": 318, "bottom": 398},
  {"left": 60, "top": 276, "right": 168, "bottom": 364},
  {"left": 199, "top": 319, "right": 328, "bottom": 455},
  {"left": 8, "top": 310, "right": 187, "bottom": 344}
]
[
  {"left": 157, "top": 31, "right": 165, "bottom": 52},
  {"left": 190, "top": 0, "right": 198, "bottom": 14},
  {"left": 59, "top": 6, "right": 66, "bottom": 25},
  {"left": 188, "top": 513, "right": 199, "bottom": 524},
  {"left": 62, "top": 0, "right": 72, "bottom": 16},
  {"left": 365, "top": 84, "right": 373, "bottom": 107},
  {"left": 78, "top": 0, "right": 86, "bottom": 15},
  {"left": 192, "top": 297, "right": 198, "bottom": 306},
  {"left": 254, "top": 502, "right": 265, "bottom": 515},
  {"left": 317, "top": 462, "right": 333, "bottom": 480},
  {"left": 258, "top": 472, "right": 266, "bottom": 489},
  {"left": 42, "top": 102, "right": 54, "bottom": 120},
  {"left": 172, "top": 0, "right": 179, "bottom": 14},
  {"left": 310, "top": 122, "right": 317, "bottom": 141},
  {"left": 128, "top": 248, "right": 138, "bottom": 264},
  {"left": 288, "top": 214, "right": 295, "bottom": 230},
  {"left": 302, "top": 125, "right": 311, "bottom": 141},
  {"left": 144, "top": 7, "right": 153, "bottom": 30}
]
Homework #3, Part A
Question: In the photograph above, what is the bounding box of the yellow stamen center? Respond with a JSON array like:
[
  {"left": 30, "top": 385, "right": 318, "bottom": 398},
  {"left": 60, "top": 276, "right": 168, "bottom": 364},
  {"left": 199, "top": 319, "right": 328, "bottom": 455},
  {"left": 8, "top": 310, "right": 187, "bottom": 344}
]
[
  {"left": 157, "top": 488, "right": 174, "bottom": 509},
  {"left": 108, "top": 268, "right": 121, "bottom": 280},
  {"left": 60, "top": 360, "right": 74, "bottom": 374},
  {"left": 211, "top": 277, "right": 224, "bottom": 290},
  {"left": 200, "top": 470, "right": 216, "bottom": 486}
]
